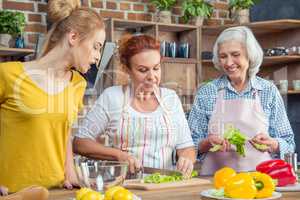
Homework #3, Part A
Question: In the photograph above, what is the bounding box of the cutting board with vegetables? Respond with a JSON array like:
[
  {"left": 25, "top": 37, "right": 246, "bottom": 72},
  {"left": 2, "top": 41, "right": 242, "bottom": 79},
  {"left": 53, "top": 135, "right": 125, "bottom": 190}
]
[{"left": 124, "top": 178, "right": 211, "bottom": 190}]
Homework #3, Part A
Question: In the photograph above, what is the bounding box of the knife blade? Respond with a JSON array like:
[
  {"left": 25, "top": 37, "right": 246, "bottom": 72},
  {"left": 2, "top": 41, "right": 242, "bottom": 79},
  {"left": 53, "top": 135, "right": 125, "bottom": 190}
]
[{"left": 142, "top": 167, "right": 181, "bottom": 176}]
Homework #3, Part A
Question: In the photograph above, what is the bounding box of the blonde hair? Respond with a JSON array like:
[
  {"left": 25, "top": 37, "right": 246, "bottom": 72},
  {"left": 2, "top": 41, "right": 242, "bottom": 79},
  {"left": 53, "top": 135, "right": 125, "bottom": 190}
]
[{"left": 40, "top": 0, "right": 104, "bottom": 57}]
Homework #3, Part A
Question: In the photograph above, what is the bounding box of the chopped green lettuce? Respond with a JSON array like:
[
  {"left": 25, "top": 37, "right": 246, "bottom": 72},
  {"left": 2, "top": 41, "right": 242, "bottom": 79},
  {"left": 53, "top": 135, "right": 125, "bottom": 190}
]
[
  {"left": 210, "top": 188, "right": 225, "bottom": 197},
  {"left": 209, "top": 144, "right": 222, "bottom": 152},
  {"left": 252, "top": 142, "right": 269, "bottom": 151},
  {"left": 142, "top": 170, "right": 198, "bottom": 184}
]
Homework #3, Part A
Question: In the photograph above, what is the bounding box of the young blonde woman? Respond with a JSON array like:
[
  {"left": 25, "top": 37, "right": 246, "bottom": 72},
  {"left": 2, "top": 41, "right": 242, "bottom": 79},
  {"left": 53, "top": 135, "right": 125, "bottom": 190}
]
[{"left": 0, "top": 0, "right": 105, "bottom": 195}]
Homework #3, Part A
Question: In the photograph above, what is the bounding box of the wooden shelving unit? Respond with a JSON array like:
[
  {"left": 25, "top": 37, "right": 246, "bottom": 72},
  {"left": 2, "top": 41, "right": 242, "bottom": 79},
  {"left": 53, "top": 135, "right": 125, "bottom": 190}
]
[
  {"left": 202, "top": 19, "right": 300, "bottom": 36},
  {"left": 288, "top": 90, "right": 300, "bottom": 94},
  {"left": 202, "top": 55, "right": 300, "bottom": 67},
  {"left": 162, "top": 57, "right": 198, "bottom": 64},
  {"left": 0, "top": 47, "right": 35, "bottom": 57}
]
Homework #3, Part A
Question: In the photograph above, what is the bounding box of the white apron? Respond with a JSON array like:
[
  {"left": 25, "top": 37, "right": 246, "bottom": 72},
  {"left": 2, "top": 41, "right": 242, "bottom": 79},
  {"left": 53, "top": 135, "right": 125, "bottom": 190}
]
[
  {"left": 107, "top": 85, "right": 177, "bottom": 169},
  {"left": 200, "top": 89, "right": 272, "bottom": 175}
]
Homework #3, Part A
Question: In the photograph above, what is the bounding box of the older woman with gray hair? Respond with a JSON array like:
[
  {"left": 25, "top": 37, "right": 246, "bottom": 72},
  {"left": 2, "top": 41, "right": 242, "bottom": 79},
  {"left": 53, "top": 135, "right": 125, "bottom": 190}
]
[{"left": 188, "top": 26, "right": 295, "bottom": 175}]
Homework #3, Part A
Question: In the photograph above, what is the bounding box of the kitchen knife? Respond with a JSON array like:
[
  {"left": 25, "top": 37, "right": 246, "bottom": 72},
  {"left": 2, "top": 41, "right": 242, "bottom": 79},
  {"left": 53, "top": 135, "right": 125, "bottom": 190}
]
[{"left": 142, "top": 167, "right": 182, "bottom": 176}]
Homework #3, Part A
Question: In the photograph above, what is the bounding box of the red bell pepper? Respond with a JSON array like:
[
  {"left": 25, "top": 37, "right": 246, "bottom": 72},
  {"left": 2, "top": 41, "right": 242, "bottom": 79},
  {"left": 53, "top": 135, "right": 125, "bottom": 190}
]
[{"left": 256, "top": 159, "right": 297, "bottom": 187}]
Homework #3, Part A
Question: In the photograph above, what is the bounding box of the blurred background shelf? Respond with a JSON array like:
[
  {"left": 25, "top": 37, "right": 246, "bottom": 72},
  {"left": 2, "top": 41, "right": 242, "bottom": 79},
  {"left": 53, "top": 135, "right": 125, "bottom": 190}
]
[
  {"left": 0, "top": 47, "right": 34, "bottom": 57},
  {"left": 202, "top": 55, "right": 300, "bottom": 67},
  {"left": 288, "top": 90, "right": 300, "bottom": 94},
  {"left": 202, "top": 19, "right": 300, "bottom": 36}
]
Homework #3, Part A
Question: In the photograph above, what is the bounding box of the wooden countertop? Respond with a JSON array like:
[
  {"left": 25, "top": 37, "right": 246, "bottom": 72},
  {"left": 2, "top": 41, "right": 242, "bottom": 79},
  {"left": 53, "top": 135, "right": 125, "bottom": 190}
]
[{"left": 49, "top": 180, "right": 300, "bottom": 200}]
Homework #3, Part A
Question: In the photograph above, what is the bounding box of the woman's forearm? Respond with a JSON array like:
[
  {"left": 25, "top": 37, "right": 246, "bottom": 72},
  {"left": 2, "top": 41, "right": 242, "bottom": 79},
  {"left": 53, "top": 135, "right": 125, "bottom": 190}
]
[
  {"left": 73, "top": 137, "right": 123, "bottom": 161},
  {"left": 177, "top": 147, "right": 196, "bottom": 163},
  {"left": 65, "top": 134, "right": 74, "bottom": 170}
]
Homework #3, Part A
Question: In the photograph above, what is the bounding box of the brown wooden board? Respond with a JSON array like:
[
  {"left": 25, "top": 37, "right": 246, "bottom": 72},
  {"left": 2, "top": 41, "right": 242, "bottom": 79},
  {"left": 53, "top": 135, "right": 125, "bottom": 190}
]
[{"left": 124, "top": 178, "right": 211, "bottom": 190}]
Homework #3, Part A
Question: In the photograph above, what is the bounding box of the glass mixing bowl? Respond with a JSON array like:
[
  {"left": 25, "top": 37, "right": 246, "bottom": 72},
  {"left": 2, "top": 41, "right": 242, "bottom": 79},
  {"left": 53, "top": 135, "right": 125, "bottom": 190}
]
[{"left": 74, "top": 157, "right": 128, "bottom": 192}]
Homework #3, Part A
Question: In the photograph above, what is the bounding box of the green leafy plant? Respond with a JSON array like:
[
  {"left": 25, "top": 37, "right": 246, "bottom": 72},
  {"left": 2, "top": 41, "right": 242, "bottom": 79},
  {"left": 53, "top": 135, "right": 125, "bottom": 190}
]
[
  {"left": 182, "top": 0, "right": 213, "bottom": 23},
  {"left": 0, "top": 10, "right": 26, "bottom": 36},
  {"left": 229, "top": 0, "right": 260, "bottom": 10},
  {"left": 150, "top": 0, "right": 177, "bottom": 11}
]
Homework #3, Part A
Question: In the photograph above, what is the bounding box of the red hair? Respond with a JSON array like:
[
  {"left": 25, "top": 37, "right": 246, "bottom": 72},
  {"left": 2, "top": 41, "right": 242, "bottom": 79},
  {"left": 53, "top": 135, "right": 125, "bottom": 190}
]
[{"left": 118, "top": 34, "right": 160, "bottom": 69}]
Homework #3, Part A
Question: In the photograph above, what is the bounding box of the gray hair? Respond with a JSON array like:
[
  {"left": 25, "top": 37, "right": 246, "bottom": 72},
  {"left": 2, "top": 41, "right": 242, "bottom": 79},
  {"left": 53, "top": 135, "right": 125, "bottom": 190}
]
[{"left": 212, "top": 26, "right": 264, "bottom": 78}]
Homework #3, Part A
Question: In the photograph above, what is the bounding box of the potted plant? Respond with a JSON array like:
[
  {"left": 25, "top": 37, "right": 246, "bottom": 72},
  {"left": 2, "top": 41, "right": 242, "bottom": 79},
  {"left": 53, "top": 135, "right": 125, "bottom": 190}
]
[
  {"left": 0, "top": 10, "right": 26, "bottom": 47},
  {"left": 182, "top": 0, "right": 213, "bottom": 26},
  {"left": 229, "top": 0, "right": 260, "bottom": 24},
  {"left": 150, "top": 0, "right": 177, "bottom": 24}
]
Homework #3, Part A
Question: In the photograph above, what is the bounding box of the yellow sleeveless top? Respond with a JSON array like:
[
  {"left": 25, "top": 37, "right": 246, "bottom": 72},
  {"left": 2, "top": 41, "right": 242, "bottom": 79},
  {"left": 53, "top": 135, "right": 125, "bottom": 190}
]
[{"left": 0, "top": 62, "right": 86, "bottom": 192}]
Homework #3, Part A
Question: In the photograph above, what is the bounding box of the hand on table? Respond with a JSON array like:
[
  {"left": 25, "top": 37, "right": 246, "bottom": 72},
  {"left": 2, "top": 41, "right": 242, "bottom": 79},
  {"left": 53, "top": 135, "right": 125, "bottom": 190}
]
[
  {"left": 0, "top": 186, "right": 8, "bottom": 196},
  {"left": 63, "top": 165, "right": 79, "bottom": 190}
]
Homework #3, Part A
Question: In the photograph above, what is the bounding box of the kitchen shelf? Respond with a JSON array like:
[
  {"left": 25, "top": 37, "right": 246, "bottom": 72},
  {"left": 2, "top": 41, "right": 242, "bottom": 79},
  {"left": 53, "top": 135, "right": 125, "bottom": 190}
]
[
  {"left": 288, "top": 90, "right": 300, "bottom": 94},
  {"left": 162, "top": 57, "right": 198, "bottom": 64},
  {"left": 202, "top": 19, "right": 300, "bottom": 36},
  {"left": 202, "top": 55, "right": 300, "bottom": 67},
  {"left": 0, "top": 47, "right": 35, "bottom": 57}
]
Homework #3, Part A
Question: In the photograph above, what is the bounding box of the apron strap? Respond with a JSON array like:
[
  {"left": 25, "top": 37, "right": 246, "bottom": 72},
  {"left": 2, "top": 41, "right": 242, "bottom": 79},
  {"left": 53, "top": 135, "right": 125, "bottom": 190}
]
[{"left": 122, "top": 85, "right": 131, "bottom": 114}]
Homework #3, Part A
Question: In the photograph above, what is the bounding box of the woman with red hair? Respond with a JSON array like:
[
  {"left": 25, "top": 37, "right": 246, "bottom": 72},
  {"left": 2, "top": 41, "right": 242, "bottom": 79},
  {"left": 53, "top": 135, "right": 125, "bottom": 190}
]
[{"left": 73, "top": 35, "right": 196, "bottom": 176}]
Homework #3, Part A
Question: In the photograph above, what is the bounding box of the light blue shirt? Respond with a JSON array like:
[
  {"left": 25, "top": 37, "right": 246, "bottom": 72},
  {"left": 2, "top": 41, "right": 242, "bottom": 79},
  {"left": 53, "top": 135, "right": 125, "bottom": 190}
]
[{"left": 188, "top": 75, "right": 295, "bottom": 161}]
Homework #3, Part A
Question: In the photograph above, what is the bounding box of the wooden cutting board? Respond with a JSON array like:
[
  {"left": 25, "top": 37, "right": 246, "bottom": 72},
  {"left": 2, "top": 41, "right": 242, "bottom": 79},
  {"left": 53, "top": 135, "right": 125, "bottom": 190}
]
[{"left": 124, "top": 178, "right": 211, "bottom": 190}]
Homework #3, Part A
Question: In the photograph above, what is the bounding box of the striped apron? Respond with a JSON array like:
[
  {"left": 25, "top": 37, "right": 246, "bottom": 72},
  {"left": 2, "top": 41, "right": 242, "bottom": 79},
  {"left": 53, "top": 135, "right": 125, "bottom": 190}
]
[{"left": 109, "top": 85, "right": 177, "bottom": 169}]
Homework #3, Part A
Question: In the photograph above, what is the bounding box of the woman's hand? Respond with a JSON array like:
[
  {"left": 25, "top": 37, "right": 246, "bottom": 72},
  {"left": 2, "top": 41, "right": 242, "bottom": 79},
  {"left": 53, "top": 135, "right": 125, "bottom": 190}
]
[
  {"left": 250, "top": 133, "right": 279, "bottom": 153},
  {"left": 0, "top": 186, "right": 8, "bottom": 196},
  {"left": 117, "top": 151, "right": 141, "bottom": 174},
  {"left": 208, "top": 134, "right": 231, "bottom": 152},
  {"left": 176, "top": 157, "right": 194, "bottom": 178},
  {"left": 63, "top": 165, "right": 79, "bottom": 190}
]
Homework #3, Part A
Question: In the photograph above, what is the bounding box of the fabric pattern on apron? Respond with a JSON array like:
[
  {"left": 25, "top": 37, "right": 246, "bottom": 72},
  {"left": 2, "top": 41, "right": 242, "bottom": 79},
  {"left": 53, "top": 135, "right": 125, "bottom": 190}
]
[
  {"left": 200, "top": 89, "right": 272, "bottom": 175},
  {"left": 106, "top": 85, "right": 177, "bottom": 169}
]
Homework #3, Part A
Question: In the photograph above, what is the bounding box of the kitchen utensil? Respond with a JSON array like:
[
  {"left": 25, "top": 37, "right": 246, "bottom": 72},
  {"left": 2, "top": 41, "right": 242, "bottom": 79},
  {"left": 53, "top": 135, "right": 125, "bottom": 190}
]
[
  {"left": 160, "top": 41, "right": 168, "bottom": 57},
  {"left": 74, "top": 157, "right": 128, "bottom": 192},
  {"left": 293, "top": 80, "right": 300, "bottom": 90},
  {"left": 279, "top": 80, "right": 288, "bottom": 93},
  {"left": 178, "top": 42, "right": 189, "bottom": 58},
  {"left": 124, "top": 167, "right": 210, "bottom": 190},
  {"left": 169, "top": 42, "right": 176, "bottom": 58},
  {"left": 200, "top": 189, "right": 282, "bottom": 200},
  {"left": 142, "top": 166, "right": 182, "bottom": 176},
  {"left": 284, "top": 152, "right": 298, "bottom": 173},
  {"left": 124, "top": 177, "right": 210, "bottom": 190}
]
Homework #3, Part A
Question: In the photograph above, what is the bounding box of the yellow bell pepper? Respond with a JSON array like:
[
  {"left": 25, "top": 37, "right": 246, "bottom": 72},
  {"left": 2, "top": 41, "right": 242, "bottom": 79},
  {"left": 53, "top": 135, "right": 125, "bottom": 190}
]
[
  {"left": 250, "top": 172, "right": 275, "bottom": 198},
  {"left": 214, "top": 167, "right": 236, "bottom": 189},
  {"left": 224, "top": 173, "right": 257, "bottom": 199}
]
